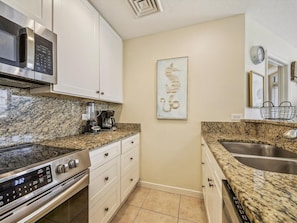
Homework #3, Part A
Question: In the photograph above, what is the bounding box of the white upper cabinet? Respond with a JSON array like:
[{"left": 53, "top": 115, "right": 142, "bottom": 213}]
[
  {"left": 52, "top": 0, "right": 100, "bottom": 99},
  {"left": 99, "top": 17, "right": 123, "bottom": 103},
  {"left": 2, "top": 0, "right": 53, "bottom": 30},
  {"left": 30, "top": 0, "right": 124, "bottom": 103}
]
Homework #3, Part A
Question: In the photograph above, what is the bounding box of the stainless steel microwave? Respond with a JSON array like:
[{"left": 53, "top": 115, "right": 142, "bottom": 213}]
[{"left": 0, "top": 1, "right": 57, "bottom": 88}]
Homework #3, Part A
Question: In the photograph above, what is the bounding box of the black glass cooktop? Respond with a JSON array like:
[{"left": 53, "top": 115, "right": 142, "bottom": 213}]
[{"left": 0, "top": 144, "right": 76, "bottom": 175}]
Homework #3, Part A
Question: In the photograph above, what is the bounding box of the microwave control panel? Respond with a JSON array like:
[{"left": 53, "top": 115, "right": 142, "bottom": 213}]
[{"left": 34, "top": 34, "right": 53, "bottom": 75}]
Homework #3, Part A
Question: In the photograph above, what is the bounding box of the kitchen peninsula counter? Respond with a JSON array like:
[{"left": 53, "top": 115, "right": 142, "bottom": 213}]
[
  {"left": 38, "top": 123, "right": 140, "bottom": 150},
  {"left": 202, "top": 121, "right": 297, "bottom": 223}
]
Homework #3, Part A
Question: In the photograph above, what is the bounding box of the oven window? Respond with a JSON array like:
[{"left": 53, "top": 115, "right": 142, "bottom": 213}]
[{"left": 36, "top": 187, "right": 88, "bottom": 223}]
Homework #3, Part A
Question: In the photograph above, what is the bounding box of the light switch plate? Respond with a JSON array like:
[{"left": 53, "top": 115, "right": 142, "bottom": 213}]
[{"left": 231, "top": 114, "right": 243, "bottom": 121}]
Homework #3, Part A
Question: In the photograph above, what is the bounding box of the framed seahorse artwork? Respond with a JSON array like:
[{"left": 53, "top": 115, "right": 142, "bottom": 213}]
[{"left": 157, "top": 56, "right": 188, "bottom": 119}]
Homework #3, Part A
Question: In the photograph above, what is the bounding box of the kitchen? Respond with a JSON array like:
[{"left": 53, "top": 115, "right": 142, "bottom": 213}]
[{"left": 1, "top": 0, "right": 297, "bottom": 223}]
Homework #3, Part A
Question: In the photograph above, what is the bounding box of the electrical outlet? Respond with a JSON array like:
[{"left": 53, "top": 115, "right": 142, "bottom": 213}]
[
  {"left": 82, "top": 114, "right": 88, "bottom": 120},
  {"left": 231, "top": 114, "right": 243, "bottom": 121}
]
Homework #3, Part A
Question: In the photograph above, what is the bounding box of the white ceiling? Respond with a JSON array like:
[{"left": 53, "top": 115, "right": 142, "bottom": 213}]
[{"left": 89, "top": 0, "right": 297, "bottom": 48}]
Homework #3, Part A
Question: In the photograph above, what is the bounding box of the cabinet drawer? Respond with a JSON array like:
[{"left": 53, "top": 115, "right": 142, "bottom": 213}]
[
  {"left": 90, "top": 141, "right": 120, "bottom": 169},
  {"left": 89, "top": 182, "right": 120, "bottom": 223},
  {"left": 89, "top": 156, "right": 120, "bottom": 199},
  {"left": 121, "top": 147, "right": 139, "bottom": 176},
  {"left": 121, "top": 134, "right": 139, "bottom": 154},
  {"left": 121, "top": 166, "right": 139, "bottom": 202}
]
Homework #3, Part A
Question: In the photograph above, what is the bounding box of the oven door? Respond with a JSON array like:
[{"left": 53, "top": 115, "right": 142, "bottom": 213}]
[
  {"left": 36, "top": 187, "right": 88, "bottom": 223},
  {"left": 16, "top": 171, "right": 88, "bottom": 223}
]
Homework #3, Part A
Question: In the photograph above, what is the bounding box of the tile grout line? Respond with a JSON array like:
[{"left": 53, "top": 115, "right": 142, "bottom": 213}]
[
  {"left": 137, "top": 189, "right": 181, "bottom": 221},
  {"left": 139, "top": 206, "right": 179, "bottom": 219},
  {"left": 132, "top": 188, "right": 152, "bottom": 223},
  {"left": 177, "top": 194, "right": 181, "bottom": 223}
]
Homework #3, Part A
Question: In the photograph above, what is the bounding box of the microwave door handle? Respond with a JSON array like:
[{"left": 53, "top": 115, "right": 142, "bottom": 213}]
[{"left": 19, "top": 27, "right": 35, "bottom": 70}]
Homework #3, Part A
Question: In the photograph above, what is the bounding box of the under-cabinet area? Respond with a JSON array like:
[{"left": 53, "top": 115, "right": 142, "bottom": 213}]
[{"left": 89, "top": 133, "right": 140, "bottom": 223}]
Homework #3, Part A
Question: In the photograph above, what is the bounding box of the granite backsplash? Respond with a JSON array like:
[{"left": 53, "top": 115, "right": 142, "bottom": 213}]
[{"left": 0, "top": 86, "right": 111, "bottom": 147}]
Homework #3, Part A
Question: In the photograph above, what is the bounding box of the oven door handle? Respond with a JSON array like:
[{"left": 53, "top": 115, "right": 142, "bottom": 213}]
[{"left": 18, "top": 173, "right": 88, "bottom": 223}]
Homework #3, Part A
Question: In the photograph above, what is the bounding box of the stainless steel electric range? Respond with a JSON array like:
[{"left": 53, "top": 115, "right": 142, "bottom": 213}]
[{"left": 0, "top": 143, "right": 90, "bottom": 223}]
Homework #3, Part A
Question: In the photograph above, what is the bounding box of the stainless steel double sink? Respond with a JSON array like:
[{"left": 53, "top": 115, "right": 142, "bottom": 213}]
[{"left": 220, "top": 141, "right": 297, "bottom": 175}]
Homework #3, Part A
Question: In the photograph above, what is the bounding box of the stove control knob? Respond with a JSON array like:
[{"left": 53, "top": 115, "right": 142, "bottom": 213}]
[
  {"left": 68, "top": 159, "right": 79, "bottom": 169},
  {"left": 56, "top": 164, "right": 69, "bottom": 174}
]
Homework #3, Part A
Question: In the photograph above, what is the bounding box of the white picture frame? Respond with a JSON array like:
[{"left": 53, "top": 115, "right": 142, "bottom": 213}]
[
  {"left": 157, "top": 57, "right": 188, "bottom": 119},
  {"left": 249, "top": 70, "right": 264, "bottom": 108}
]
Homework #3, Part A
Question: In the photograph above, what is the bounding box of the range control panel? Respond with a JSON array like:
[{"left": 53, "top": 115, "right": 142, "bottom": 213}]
[{"left": 0, "top": 165, "right": 52, "bottom": 207}]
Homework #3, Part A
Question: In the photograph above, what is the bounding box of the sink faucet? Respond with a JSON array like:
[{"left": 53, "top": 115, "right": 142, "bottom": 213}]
[{"left": 283, "top": 129, "right": 297, "bottom": 139}]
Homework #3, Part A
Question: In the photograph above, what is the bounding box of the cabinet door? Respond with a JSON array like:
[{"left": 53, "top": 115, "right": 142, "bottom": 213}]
[
  {"left": 201, "top": 138, "right": 223, "bottom": 223},
  {"left": 99, "top": 16, "right": 123, "bottom": 103},
  {"left": 53, "top": 0, "right": 100, "bottom": 99},
  {"left": 2, "top": 0, "right": 52, "bottom": 29},
  {"left": 89, "top": 181, "right": 120, "bottom": 223},
  {"left": 89, "top": 156, "right": 120, "bottom": 199},
  {"left": 201, "top": 144, "right": 208, "bottom": 204},
  {"left": 121, "top": 166, "right": 139, "bottom": 202}
]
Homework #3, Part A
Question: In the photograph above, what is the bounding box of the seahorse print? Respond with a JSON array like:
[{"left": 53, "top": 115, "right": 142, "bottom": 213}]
[
  {"left": 165, "top": 63, "right": 181, "bottom": 94},
  {"left": 160, "top": 62, "right": 181, "bottom": 112}
]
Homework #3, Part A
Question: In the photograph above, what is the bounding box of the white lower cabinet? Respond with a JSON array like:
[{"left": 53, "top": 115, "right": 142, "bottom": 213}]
[
  {"left": 201, "top": 137, "right": 225, "bottom": 223},
  {"left": 121, "top": 166, "right": 139, "bottom": 202},
  {"left": 89, "top": 134, "right": 140, "bottom": 223},
  {"left": 89, "top": 142, "right": 121, "bottom": 223},
  {"left": 89, "top": 156, "right": 120, "bottom": 199},
  {"left": 89, "top": 182, "right": 121, "bottom": 223},
  {"left": 120, "top": 134, "right": 140, "bottom": 202}
]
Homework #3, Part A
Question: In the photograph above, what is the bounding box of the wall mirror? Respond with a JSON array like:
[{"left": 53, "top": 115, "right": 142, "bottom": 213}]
[{"left": 265, "top": 54, "right": 289, "bottom": 106}]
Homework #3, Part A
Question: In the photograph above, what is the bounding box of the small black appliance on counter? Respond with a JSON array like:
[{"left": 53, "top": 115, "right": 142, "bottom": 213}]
[{"left": 97, "top": 110, "right": 116, "bottom": 130}]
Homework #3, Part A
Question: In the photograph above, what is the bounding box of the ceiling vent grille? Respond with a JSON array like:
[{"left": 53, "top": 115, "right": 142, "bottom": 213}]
[{"left": 128, "top": 0, "right": 163, "bottom": 17}]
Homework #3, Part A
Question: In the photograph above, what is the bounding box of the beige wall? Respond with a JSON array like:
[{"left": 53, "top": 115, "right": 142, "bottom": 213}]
[{"left": 120, "top": 15, "right": 245, "bottom": 191}]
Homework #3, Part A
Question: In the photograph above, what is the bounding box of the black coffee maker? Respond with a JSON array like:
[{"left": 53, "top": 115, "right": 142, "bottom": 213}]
[{"left": 97, "top": 110, "right": 116, "bottom": 130}]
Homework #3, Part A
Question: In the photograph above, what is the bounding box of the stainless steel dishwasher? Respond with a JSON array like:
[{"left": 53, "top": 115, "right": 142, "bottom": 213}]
[{"left": 222, "top": 180, "right": 251, "bottom": 223}]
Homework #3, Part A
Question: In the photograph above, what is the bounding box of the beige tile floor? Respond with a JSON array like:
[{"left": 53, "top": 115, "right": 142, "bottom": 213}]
[{"left": 111, "top": 187, "right": 208, "bottom": 223}]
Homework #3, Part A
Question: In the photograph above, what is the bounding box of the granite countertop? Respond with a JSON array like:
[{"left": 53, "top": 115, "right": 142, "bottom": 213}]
[
  {"left": 202, "top": 132, "right": 297, "bottom": 223},
  {"left": 38, "top": 128, "right": 140, "bottom": 150}
]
